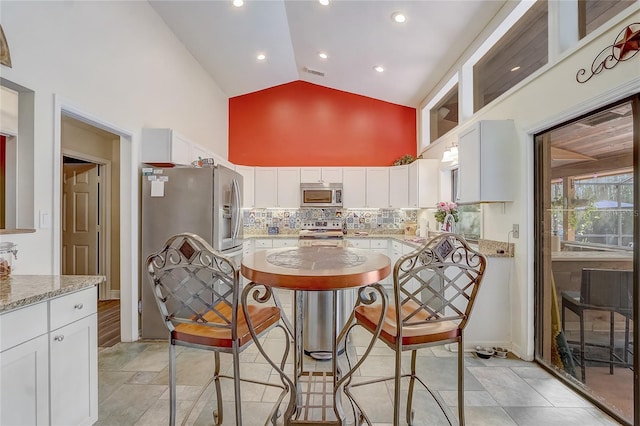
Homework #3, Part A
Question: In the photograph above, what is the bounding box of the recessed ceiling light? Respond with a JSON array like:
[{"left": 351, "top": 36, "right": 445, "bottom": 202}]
[
  {"left": 511, "top": 66, "right": 521, "bottom": 72},
  {"left": 232, "top": 0, "right": 244, "bottom": 7},
  {"left": 391, "top": 12, "right": 406, "bottom": 23},
  {"left": 319, "top": 0, "right": 330, "bottom": 5},
  {"left": 374, "top": 66, "right": 385, "bottom": 73},
  {"left": 318, "top": 52, "right": 328, "bottom": 59},
  {"left": 257, "top": 53, "right": 266, "bottom": 61}
]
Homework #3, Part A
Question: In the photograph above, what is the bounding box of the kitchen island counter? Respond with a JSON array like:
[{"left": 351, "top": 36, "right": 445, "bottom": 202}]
[{"left": 0, "top": 275, "right": 104, "bottom": 313}]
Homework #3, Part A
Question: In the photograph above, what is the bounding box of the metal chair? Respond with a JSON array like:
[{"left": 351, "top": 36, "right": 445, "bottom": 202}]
[
  {"left": 347, "top": 233, "right": 486, "bottom": 426},
  {"left": 561, "top": 268, "right": 633, "bottom": 383},
  {"left": 145, "top": 233, "right": 289, "bottom": 426}
]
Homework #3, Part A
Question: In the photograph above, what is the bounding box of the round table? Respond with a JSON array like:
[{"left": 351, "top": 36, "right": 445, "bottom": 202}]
[{"left": 241, "top": 246, "right": 391, "bottom": 425}]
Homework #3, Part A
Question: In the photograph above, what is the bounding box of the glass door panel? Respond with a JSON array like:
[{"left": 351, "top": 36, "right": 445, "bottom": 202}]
[{"left": 535, "top": 98, "right": 637, "bottom": 425}]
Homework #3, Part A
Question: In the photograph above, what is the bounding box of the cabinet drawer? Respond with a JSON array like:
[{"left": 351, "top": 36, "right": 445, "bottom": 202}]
[
  {"left": 347, "top": 239, "right": 370, "bottom": 249},
  {"left": 50, "top": 287, "right": 97, "bottom": 331},
  {"left": 272, "top": 239, "right": 298, "bottom": 248},
  {"left": 0, "top": 302, "right": 48, "bottom": 352},
  {"left": 254, "top": 239, "right": 273, "bottom": 249},
  {"left": 370, "top": 239, "right": 388, "bottom": 249},
  {"left": 391, "top": 240, "right": 403, "bottom": 252}
]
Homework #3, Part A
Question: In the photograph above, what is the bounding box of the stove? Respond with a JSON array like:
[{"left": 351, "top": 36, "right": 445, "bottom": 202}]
[{"left": 299, "top": 220, "right": 345, "bottom": 240}]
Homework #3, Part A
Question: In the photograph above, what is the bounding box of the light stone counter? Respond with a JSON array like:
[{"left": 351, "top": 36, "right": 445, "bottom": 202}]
[
  {"left": 0, "top": 275, "right": 104, "bottom": 313},
  {"left": 245, "top": 233, "right": 513, "bottom": 257}
]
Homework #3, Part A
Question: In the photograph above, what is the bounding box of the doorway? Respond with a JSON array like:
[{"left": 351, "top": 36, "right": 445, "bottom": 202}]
[
  {"left": 61, "top": 115, "right": 121, "bottom": 347},
  {"left": 534, "top": 96, "right": 638, "bottom": 425}
]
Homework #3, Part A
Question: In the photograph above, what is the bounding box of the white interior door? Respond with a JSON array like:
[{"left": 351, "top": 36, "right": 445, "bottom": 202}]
[{"left": 62, "top": 163, "right": 98, "bottom": 276}]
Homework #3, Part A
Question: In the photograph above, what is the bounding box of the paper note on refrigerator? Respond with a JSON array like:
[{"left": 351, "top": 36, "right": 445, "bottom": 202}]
[{"left": 150, "top": 180, "right": 164, "bottom": 197}]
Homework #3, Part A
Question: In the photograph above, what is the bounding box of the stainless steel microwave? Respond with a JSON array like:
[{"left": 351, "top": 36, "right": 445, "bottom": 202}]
[{"left": 300, "top": 183, "right": 343, "bottom": 207}]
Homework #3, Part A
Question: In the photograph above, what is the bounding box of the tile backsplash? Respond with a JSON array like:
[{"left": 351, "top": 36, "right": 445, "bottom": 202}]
[{"left": 243, "top": 208, "right": 417, "bottom": 235}]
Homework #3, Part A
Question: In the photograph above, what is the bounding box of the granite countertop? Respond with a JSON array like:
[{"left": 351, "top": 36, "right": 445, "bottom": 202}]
[
  {"left": 245, "top": 233, "right": 514, "bottom": 258},
  {"left": 0, "top": 275, "right": 105, "bottom": 313}
]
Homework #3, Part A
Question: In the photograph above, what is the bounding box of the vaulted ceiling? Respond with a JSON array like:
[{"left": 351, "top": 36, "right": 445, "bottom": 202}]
[{"left": 149, "top": 0, "right": 508, "bottom": 107}]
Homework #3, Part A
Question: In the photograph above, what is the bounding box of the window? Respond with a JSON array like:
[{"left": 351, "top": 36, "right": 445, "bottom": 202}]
[
  {"left": 430, "top": 84, "right": 458, "bottom": 141},
  {"left": 579, "top": 0, "right": 636, "bottom": 39},
  {"left": 474, "top": 0, "right": 548, "bottom": 111}
]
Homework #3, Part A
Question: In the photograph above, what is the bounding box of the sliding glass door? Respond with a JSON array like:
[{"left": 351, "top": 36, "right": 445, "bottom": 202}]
[{"left": 534, "top": 95, "right": 639, "bottom": 425}]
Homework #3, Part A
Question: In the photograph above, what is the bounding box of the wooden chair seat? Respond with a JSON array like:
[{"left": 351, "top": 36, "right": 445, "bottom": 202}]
[
  {"left": 173, "top": 303, "right": 281, "bottom": 348},
  {"left": 355, "top": 301, "right": 459, "bottom": 347}
]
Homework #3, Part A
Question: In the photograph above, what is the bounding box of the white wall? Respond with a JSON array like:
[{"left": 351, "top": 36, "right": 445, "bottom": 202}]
[
  {"left": 420, "top": 5, "right": 640, "bottom": 360},
  {"left": 0, "top": 1, "right": 229, "bottom": 340},
  {"left": 0, "top": 0, "right": 227, "bottom": 269}
]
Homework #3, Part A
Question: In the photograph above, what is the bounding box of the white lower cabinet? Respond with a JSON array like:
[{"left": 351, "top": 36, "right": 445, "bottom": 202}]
[
  {"left": 0, "top": 286, "right": 98, "bottom": 426},
  {"left": 0, "top": 333, "right": 49, "bottom": 425},
  {"left": 50, "top": 314, "right": 97, "bottom": 426}
]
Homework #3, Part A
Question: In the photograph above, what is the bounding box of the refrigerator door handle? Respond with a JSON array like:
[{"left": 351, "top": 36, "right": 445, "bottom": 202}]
[{"left": 231, "top": 178, "right": 241, "bottom": 240}]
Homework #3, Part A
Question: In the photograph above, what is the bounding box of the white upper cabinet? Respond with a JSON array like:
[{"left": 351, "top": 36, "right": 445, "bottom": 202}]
[
  {"left": 408, "top": 159, "right": 439, "bottom": 208},
  {"left": 388, "top": 165, "right": 409, "bottom": 208},
  {"left": 235, "top": 165, "right": 255, "bottom": 208},
  {"left": 458, "top": 120, "right": 516, "bottom": 203},
  {"left": 342, "top": 168, "right": 366, "bottom": 208},
  {"left": 300, "top": 167, "right": 343, "bottom": 183},
  {"left": 254, "top": 167, "right": 278, "bottom": 208},
  {"left": 366, "top": 167, "right": 389, "bottom": 208},
  {"left": 253, "top": 167, "right": 300, "bottom": 208},
  {"left": 141, "top": 128, "right": 192, "bottom": 166},
  {"left": 319, "top": 168, "right": 342, "bottom": 183},
  {"left": 300, "top": 168, "right": 321, "bottom": 183},
  {"left": 277, "top": 168, "right": 301, "bottom": 207}
]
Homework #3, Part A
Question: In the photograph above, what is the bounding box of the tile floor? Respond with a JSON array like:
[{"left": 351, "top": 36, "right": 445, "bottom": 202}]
[{"left": 97, "top": 291, "right": 623, "bottom": 426}]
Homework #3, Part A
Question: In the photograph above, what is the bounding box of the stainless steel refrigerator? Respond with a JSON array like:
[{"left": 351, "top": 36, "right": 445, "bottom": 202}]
[{"left": 140, "top": 165, "right": 243, "bottom": 338}]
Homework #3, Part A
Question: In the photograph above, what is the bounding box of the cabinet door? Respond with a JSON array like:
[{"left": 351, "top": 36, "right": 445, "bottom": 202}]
[
  {"left": 272, "top": 238, "right": 298, "bottom": 248},
  {"left": 366, "top": 168, "right": 389, "bottom": 208},
  {"left": 277, "top": 168, "right": 300, "bottom": 207},
  {"left": 169, "top": 132, "right": 193, "bottom": 166},
  {"left": 342, "top": 168, "right": 366, "bottom": 208},
  {"left": 50, "top": 314, "right": 98, "bottom": 426},
  {"left": 300, "top": 168, "right": 322, "bottom": 183},
  {"left": 409, "top": 159, "right": 439, "bottom": 208},
  {"left": 389, "top": 166, "right": 408, "bottom": 208},
  {"left": 321, "top": 168, "right": 343, "bottom": 183},
  {"left": 235, "top": 165, "right": 255, "bottom": 208},
  {"left": 141, "top": 129, "right": 192, "bottom": 166},
  {"left": 0, "top": 334, "right": 49, "bottom": 426},
  {"left": 254, "top": 168, "right": 278, "bottom": 208},
  {"left": 458, "top": 124, "right": 481, "bottom": 203}
]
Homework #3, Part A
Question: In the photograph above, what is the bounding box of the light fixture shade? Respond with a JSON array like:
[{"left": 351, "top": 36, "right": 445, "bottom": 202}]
[{"left": 441, "top": 149, "right": 453, "bottom": 163}]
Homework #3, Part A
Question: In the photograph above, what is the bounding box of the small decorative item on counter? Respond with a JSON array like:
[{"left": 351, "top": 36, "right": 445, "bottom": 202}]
[
  {"left": 0, "top": 242, "right": 17, "bottom": 277},
  {"left": 434, "top": 201, "right": 459, "bottom": 231},
  {"left": 404, "top": 222, "right": 417, "bottom": 236}
]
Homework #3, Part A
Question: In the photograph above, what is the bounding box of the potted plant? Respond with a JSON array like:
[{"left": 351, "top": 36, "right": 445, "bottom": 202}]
[{"left": 435, "top": 201, "right": 459, "bottom": 231}]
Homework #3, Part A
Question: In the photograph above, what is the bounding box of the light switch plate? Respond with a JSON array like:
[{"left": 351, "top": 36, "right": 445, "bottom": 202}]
[
  {"left": 512, "top": 224, "right": 519, "bottom": 239},
  {"left": 39, "top": 210, "right": 51, "bottom": 229}
]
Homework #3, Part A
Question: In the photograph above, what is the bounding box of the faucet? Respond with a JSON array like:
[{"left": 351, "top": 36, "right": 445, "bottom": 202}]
[{"left": 443, "top": 213, "right": 456, "bottom": 233}]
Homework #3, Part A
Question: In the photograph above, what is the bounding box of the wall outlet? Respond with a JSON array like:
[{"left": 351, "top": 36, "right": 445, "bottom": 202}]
[{"left": 512, "top": 224, "right": 519, "bottom": 239}]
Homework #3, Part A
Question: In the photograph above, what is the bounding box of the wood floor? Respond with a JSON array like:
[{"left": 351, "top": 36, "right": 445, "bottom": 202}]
[{"left": 98, "top": 299, "right": 120, "bottom": 348}]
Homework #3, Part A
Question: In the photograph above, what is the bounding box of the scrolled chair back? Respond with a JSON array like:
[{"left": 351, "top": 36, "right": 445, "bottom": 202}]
[
  {"left": 394, "top": 232, "right": 487, "bottom": 332},
  {"left": 145, "top": 233, "right": 239, "bottom": 336}
]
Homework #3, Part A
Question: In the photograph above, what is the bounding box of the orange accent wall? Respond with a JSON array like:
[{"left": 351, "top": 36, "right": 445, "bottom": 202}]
[{"left": 229, "top": 81, "right": 416, "bottom": 166}]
